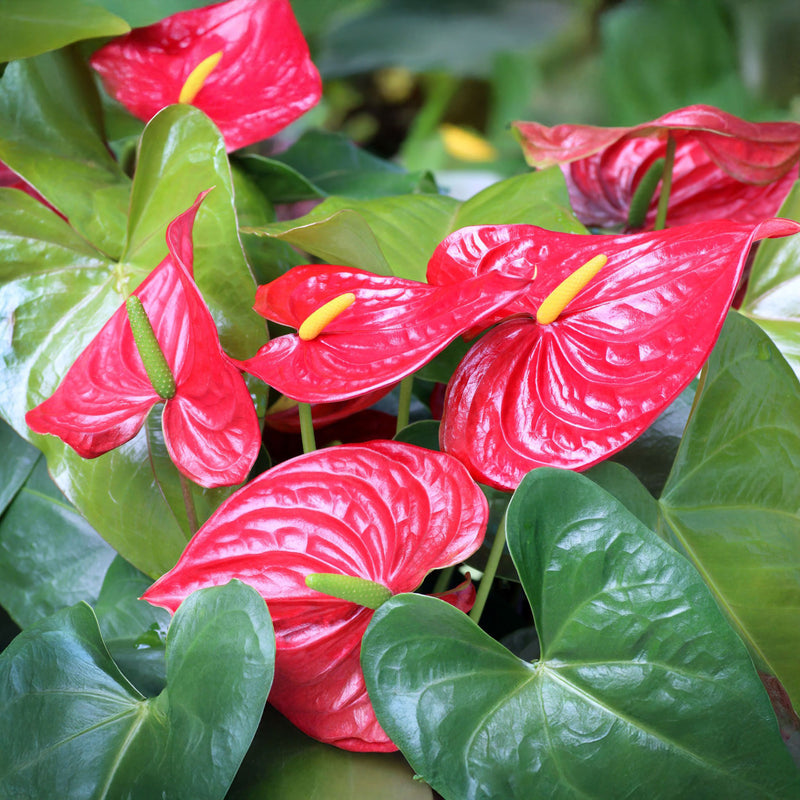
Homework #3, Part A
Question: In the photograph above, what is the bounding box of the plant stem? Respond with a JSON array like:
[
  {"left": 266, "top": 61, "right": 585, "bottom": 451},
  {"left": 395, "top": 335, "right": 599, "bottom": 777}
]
[
  {"left": 298, "top": 402, "right": 316, "bottom": 453},
  {"left": 653, "top": 134, "right": 676, "bottom": 231},
  {"left": 395, "top": 375, "right": 414, "bottom": 435},
  {"left": 178, "top": 472, "right": 199, "bottom": 538},
  {"left": 432, "top": 564, "right": 455, "bottom": 594},
  {"left": 469, "top": 513, "right": 506, "bottom": 625}
]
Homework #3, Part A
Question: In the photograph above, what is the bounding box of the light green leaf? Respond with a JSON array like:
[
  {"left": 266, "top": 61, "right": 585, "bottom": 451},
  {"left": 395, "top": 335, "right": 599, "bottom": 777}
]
[
  {"left": 363, "top": 468, "right": 799, "bottom": 799},
  {"left": 0, "top": 581, "right": 274, "bottom": 799},
  {"left": 659, "top": 311, "right": 800, "bottom": 708},
  {"left": 0, "top": 48, "right": 131, "bottom": 257},
  {"left": 0, "top": 0, "right": 130, "bottom": 62},
  {"left": 246, "top": 168, "right": 584, "bottom": 282},
  {"left": 742, "top": 179, "right": 800, "bottom": 379}
]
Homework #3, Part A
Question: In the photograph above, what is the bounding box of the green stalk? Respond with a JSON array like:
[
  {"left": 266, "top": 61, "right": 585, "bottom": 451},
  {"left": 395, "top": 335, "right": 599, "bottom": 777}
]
[
  {"left": 469, "top": 513, "right": 507, "bottom": 625},
  {"left": 653, "top": 135, "right": 676, "bottom": 231},
  {"left": 395, "top": 375, "right": 414, "bottom": 435},
  {"left": 432, "top": 564, "right": 455, "bottom": 595},
  {"left": 298, "top": 402, "right": 316, "bottom": 454},
  {"left": 626, "top": 157, "right": 666, "bottom": 229},
  {"left": 178, "top": 471, "right": 199, "bottom": 538}
]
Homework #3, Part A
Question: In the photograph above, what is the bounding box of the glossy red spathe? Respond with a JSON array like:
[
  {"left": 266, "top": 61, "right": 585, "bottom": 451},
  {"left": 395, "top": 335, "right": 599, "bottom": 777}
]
[
  {"left": 514, "top": 105, "right": 800, "bottom": 229},
  {"left": 90, "top": 0, "right": 321, "bottom": 152},
  {"left": 238, "top": 264, "right": 528, "bottom": 402},
  {"left": 25, "top": 191, "right": 261, "bottom": 488},
  {"left": 141, "top": 440, "right": 488, "bottom": 751},
  {"left": 431, "top": 218, "right": 800, "bottom": 490}
]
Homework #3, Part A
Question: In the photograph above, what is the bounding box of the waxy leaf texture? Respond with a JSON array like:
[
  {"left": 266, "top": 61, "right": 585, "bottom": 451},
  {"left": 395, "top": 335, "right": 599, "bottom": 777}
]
[
  {"left": 90, "top": 0, "right": 321, "bottom": 151},
  {"left": 143, "top": 441, "right": 488, "bottom": 752},
  {"left": 25, "top": 192, "right": 260, "bottom": 488},
  {"left": 430, "top": 217, "right": 800, "bottom": 489},
  {"left": 514, "top": 104, "right": 800, "bottom": 229},
  {"left": 362, "top": 469, "right": 800, "bottom": 799}
]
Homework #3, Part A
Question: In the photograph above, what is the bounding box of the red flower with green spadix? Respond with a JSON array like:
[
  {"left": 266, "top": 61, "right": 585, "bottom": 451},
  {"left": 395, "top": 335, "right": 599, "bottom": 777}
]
[
  {"left": 89, "top": 0, "right": 321, "bottom": 152},
  {"left": 236, "top": 264, "right": 528, "bottom": 402},
  {"left": 427, "top": 217, "right": 800, "bottom": 490},
  {"left": 142, "top": 440, "right": 487, "bottom": 752},
  {"left": 514, "top": 105, "right": 800, "bottom": 230},
  {"left": 25, "top": 191, "right": 261, "bottom": 489}
]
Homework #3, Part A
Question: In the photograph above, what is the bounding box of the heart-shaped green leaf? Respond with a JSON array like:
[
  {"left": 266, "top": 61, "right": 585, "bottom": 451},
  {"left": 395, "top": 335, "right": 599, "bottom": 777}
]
[
  {"left": 742, "top": 179, "right": 800, "bottom": 378},
  {"left": 0, "top": 48, "right": 131, "bottom": 257},
  {"left": 0, "top": 418, "right": 40, "bottom": 515},
  {"left": 0, "top": 0, "right": 130, "bottom": 62},
  {"left": 246, "top": 168, "right": 584, "bottom": 282},
  {"left": 0, "top": 106, "right": 265, "bottom": 577},
  {"left": 0, "top": 580, "right": 274, "bottom": 799},
  {"left": 362, "top": 468, "right": 799, "bottom": 799},
  {"left": 659, "top": 310, "right": 800, "bottom": 709}
]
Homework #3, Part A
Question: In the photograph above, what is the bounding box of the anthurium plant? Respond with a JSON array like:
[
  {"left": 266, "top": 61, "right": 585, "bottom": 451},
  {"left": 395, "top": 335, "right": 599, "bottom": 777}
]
[{"left": 1, "top": 1, "right": 800, "bottom": 798}]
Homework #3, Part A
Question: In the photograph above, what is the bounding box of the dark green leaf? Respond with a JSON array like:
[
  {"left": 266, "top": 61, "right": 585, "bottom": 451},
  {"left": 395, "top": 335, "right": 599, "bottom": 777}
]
[
  {"left": 659, "top": 311, "right": 800, "bottom": 708},
  {"left": 0, "top": 458, "right": 114, "bottom": 628},
  {"left": 94, "top": 556, "right": 171, "bottom": 697},
  {"left": 0, "top": 48, "right": 130, "bottom": 257},
  {"left": 363, "top": 468, "right": 799, "bottom": 799},
  {"left": 0, "top": 0, "right": 130, "bottom": 62},
  {"left": 585, "top": 460, "right": 660, "bottom": 532},
  {"left": 0, "top": 581, "right": 274, "bottom": 799},
  {"left": 94, "top": 0, "right": 216, "bottom": 28},
  {"left": 0, "top": 418, "right": 40, "bottom": 515},
  {"left": 236, "top": 130, "right": 437, "bottom": 203},
  {"left": 228, "top": 707, "right": 432, "bottom": 800}
]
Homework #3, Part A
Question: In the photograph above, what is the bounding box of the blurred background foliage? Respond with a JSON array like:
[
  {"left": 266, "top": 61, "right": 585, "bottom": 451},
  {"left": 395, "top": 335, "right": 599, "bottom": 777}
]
[{"left": 277, "top": 0, "right": 800, "bottom": 193}]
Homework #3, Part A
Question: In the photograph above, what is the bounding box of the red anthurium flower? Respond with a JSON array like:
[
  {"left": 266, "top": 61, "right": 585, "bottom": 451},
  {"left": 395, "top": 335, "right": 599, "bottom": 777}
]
[
  {"left": 429, "top": 218, "right": 800, "bottom": 490},
  {"left": 514, "top": 105, "right": 800, "bottom": 229},
  {"left": 90, "top": 0, "right": 321, "bottom": 152},
  {"left": 141, "top": 441, "right": 487, "bottom": 751},
  {"left": 25, "top": 191, "right": 261, "bottom": 489},
  {"left": 236, "top": 264, "right": 528, "bottom": 402}
]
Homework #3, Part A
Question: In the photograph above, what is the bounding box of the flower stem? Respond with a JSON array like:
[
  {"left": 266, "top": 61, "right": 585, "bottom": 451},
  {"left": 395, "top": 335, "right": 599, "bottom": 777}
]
[
  {"left": 469, "top": 513, "right": 506, "bottom": 625},
  {"left": 395, "top": 375, "right": 414, "bottom": 435},
  {"left": 178, "top": 471, "right": 199, "bottom": 538},
  {"left": 653, "top": 134, "right": 676, "bottom": 231},
  {"left": 432, "top": 564, "right": 455, "bottom": 594},
  {"left": 298, "top": 402, "right": 316, "bottom": 453}
]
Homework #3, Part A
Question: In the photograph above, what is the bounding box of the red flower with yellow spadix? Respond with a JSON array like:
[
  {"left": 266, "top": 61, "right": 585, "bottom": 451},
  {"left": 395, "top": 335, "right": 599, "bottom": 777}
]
[
  {"left": 141, "top": 440, "right": 487, "bottom": 752},
  {"left": 514, "top": 105, "right": 800, "bottom": 230},
  {"left": 236, "top": 264, "right": 528, "bottom": 402},
  {"left": 90, "top": 0, "right": 321, "bottom": 152},
  {"left": 428, "top": 217, "right": 800, "bottom": 490},
  {"left": 25, "top": 191, "right": 261, "bottom": 489}
]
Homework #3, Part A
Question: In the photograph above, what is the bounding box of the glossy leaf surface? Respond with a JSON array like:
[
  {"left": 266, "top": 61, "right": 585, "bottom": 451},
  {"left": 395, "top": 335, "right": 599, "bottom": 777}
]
[
  {"left": 246, "top": 169, "right": 584, "bottom": 282},
  {"left": 143, "top": 441, "right": 488, "bottom": 751},
  {"left": 0, "top": 581, "right": 274, "bottom": 799},
  {"left": 25, "top": 192, "right": 260, "bottom": 488},
  {"left": 90, "top": 0, "right": 321, "bottom": 152},
  {"left": 0, "top": 0, "right": 130, "bottom": 61},
  {"left": 742, "top": 179, "right": 800, "bottom": 378},
  {"left": 434, "top": 218, "right": 800, "bottom": 489},
  {"left": 240, "top": 266, "right": 527, "bottom": 402},
  {"left": 0, "top": 49, "right": 131, "bottom": 257},
  {"left": 659, "top": 311, "right": 800, "bottom": 709},
  {"left": 362, "top": 469, "right": 800, "bottom": 799},
  {"left": 514, "top": 104, "right": 800, "bottom": 229},
  {"left": 0, "top": 107, "right": 263, "bottom": 576}
]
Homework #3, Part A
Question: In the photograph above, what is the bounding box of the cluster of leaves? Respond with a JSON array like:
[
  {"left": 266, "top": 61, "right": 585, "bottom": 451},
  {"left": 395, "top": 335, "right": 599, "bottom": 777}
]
[{"left": 1, "top": 1, "right": 800, "bottom": 799}]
